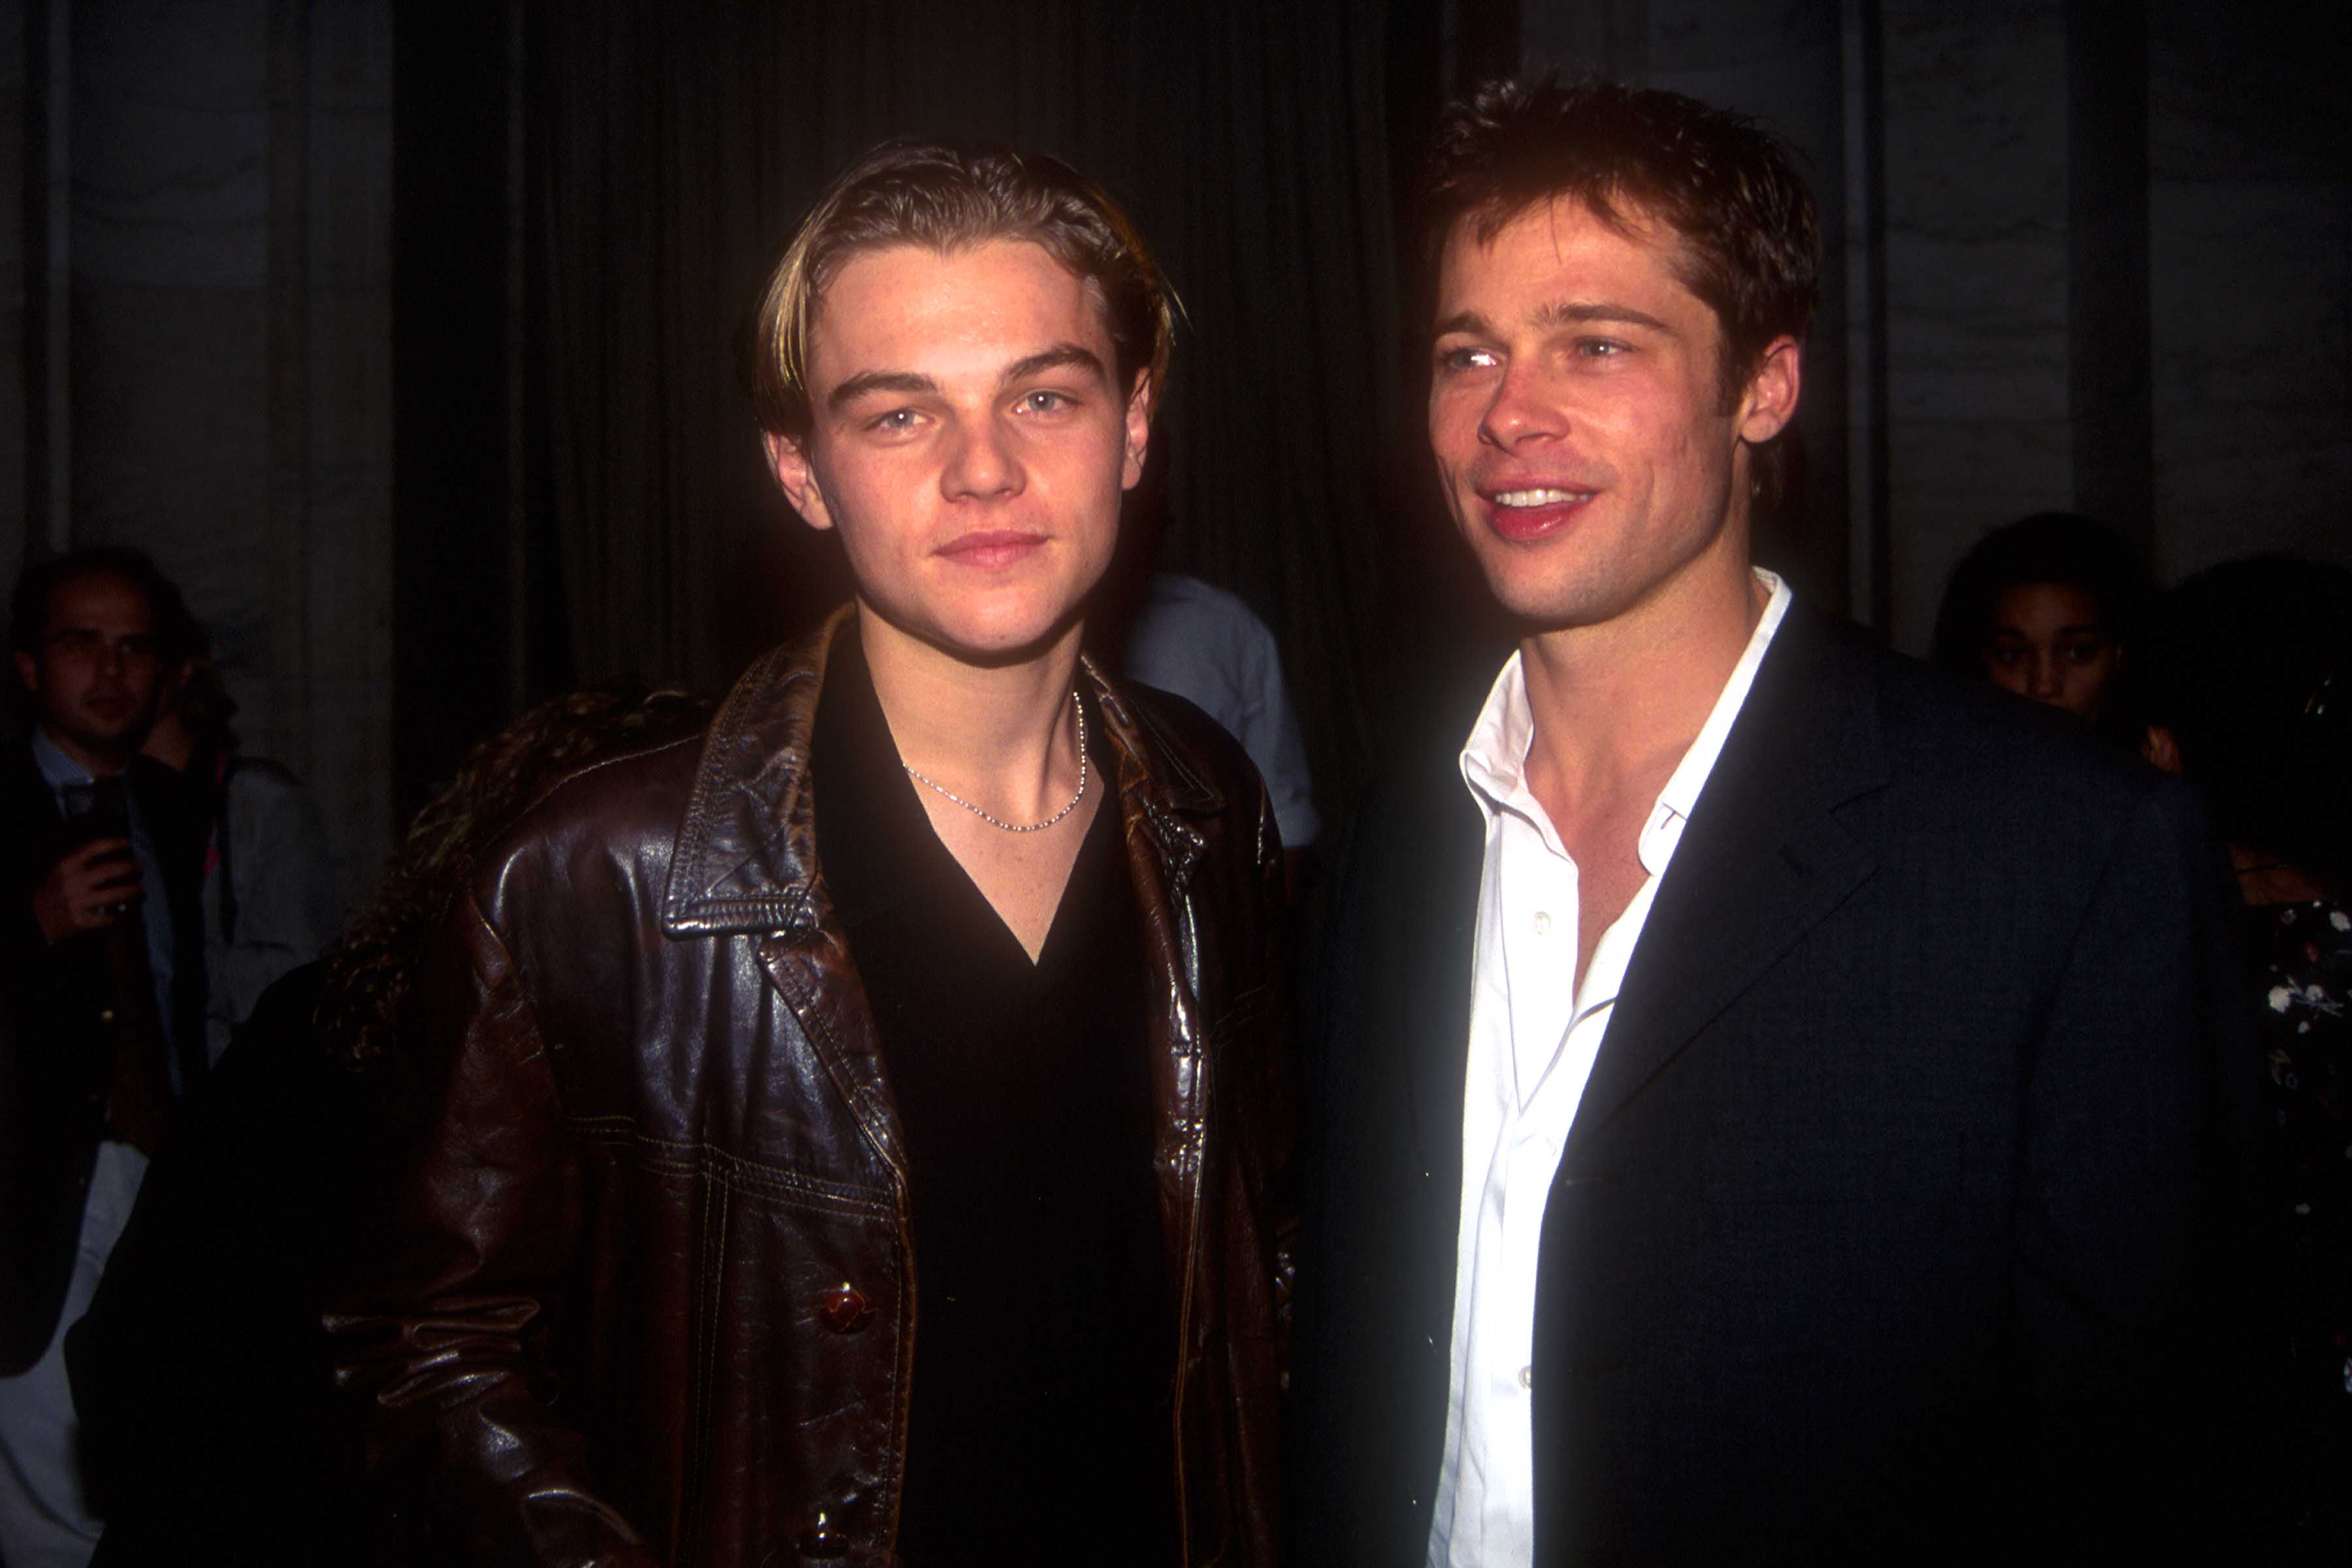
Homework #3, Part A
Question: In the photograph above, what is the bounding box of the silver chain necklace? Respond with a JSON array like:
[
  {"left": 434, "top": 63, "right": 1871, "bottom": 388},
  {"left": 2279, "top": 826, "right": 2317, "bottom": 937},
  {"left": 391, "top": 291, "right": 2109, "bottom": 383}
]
[{"left": 901, "top": 690, "right": 1087, "bottom": 833}]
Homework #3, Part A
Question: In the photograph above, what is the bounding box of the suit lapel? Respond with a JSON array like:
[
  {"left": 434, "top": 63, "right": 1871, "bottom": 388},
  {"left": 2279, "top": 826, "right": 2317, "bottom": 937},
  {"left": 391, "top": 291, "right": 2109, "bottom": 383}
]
[
  {"left": 1569, "top": 608, "right": 1889, "bottom": 1151},
  {"left": 3, "top": 740, "right": 67, "bottom": 879},
  {"left": 1401, "top": 772, "right": 1486, "bottom": 1196}
]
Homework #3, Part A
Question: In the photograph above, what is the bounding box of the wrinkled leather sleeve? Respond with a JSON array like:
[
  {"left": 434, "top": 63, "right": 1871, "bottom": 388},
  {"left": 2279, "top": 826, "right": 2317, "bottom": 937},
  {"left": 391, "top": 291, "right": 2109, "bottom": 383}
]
[{"left": 326, "top": 889, "right": 662, "bottom": 1568}]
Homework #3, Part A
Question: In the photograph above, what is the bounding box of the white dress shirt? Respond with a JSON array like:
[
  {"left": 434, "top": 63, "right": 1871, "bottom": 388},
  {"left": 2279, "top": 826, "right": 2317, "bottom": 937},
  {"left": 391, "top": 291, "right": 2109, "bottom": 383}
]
[{"left": 1426, "top": 571, "right": 1792, "bottom": 1568}]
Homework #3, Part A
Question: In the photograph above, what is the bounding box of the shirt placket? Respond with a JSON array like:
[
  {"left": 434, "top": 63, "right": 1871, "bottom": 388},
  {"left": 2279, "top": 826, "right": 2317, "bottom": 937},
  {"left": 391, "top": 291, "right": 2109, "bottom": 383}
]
[{"left": 1479, "top": 813, "right": 1583, "bottom": 1560}]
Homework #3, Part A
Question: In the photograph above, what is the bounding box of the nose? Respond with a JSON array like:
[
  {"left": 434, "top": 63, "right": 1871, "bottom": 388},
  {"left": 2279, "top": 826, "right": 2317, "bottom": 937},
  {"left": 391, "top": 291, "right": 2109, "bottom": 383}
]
[
  {"left": 1478, "top": 363, "right": 1564, "bottom": 451},
  {"left": 940, "top": 417, "right": 1025, "bottom": 502},
  {"left": 2025, "top": 649, "right": 2063, "bottom": 702}
]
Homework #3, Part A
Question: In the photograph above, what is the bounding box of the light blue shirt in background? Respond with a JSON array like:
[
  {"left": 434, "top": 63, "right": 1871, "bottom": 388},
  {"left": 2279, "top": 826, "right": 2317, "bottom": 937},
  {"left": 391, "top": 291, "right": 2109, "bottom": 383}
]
[{"left": 1121, "top": 573, "right": 1320, "bottom": 849}]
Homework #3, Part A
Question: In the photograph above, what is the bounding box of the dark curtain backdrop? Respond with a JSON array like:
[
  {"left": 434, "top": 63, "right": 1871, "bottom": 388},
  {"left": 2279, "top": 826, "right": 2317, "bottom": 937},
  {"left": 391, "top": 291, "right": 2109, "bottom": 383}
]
[{"left": 521, "top": 0, "right": 1436, "bottom": 811}]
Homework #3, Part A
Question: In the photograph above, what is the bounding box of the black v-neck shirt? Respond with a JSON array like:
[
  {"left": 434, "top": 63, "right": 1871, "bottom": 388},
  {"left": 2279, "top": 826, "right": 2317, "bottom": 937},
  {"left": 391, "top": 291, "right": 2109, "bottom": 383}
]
[{"left": 809, "top": 632, "right": 1178, "bottom": 1565}]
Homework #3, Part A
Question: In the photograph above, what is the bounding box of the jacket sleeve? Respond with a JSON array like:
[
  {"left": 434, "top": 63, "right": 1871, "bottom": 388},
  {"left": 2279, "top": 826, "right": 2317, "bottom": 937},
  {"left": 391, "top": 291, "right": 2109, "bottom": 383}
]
[
  {"left": 326, "top": 890, "right": 663, "bottom": 1567},
  {"left": 2010, "top": 776, "right": 2259, "bottom": 1545}
]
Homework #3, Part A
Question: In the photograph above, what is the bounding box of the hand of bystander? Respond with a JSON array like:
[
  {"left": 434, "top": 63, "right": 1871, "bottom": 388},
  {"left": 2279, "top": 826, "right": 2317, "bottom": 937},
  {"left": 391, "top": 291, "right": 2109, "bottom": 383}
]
[{"left": 30, "top": 839, "right": 140, "bottom": 943}]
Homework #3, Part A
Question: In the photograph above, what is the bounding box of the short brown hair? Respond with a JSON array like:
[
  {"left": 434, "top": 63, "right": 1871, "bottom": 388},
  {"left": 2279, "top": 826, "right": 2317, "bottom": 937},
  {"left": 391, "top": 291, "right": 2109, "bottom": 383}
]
[
  {"left": 1414, "top": 78, "right": 1819, "bottom": 406},
  {"left": 747, "top": 140, "right": 1174, "bottom": 439}
]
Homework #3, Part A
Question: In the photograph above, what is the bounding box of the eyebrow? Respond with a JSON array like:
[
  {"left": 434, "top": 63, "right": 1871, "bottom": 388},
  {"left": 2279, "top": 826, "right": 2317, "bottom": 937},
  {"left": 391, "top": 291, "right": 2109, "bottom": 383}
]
[
  {"left": 1002, "top": 342, "right": 1109, "bottom": 384},
  {"left": 828, "top": 370, "right": 939, "bottom": 412},
  {"left": 1432, "top": 301, "right": 1676, "bottom": 338},
  {"left": 826, "top": 342, "right": 1110, "bottom": 414}
]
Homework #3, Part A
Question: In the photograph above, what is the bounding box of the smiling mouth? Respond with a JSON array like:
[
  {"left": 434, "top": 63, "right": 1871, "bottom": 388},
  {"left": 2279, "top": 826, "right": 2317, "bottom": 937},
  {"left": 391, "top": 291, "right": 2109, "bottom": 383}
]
[
  {"left": 1491, "top": 487, "right": 1595, "bottom": 508},
  {"left": 1479, "top": 485, "right": 1599, "bottom": 541}
]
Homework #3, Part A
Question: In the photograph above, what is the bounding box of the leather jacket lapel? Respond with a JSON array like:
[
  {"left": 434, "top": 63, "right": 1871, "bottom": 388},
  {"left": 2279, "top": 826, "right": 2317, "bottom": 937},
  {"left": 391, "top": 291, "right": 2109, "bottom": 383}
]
[
  {"left": 1089, "top": 657, "right": 1229, "bottom": 1383},
  {"left": 660, "top": 613, "right": 1234, "bottom": 1247},
  {"left": 661, "top": 618, "right": 838, "bottom": 939}
]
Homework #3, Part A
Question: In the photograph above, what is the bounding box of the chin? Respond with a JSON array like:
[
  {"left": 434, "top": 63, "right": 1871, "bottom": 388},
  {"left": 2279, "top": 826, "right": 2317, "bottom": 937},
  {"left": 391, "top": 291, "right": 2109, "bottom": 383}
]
[
  {"left": 54, "top": 721, "right": 141, "bottom": 758},
  {"left": 917, "top": 604, "right": 1085, "bottom": 667},
  {"left": 1476, "top": 561, "right": 1629, "bottom": 631}
]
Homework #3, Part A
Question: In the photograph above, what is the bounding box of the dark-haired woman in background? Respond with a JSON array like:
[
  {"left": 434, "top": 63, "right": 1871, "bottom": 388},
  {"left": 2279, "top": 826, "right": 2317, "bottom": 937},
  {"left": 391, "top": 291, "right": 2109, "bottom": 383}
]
[
  {"left": 1932, "top": 512, "right": 2152, "bottom": 731},
  {"left": 2127, "top": 554, "right": 2352, "bottom": 1561}
]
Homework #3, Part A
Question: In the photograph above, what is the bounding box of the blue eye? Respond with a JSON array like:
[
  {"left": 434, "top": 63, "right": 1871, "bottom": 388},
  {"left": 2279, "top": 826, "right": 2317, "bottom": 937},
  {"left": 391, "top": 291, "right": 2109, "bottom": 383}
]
[
  {"left": 1021, "top": 389, "right": 1073, "bottom": 414},
  {"left": 1436, "top": 345, "right": 1498, "bottom": 374}
]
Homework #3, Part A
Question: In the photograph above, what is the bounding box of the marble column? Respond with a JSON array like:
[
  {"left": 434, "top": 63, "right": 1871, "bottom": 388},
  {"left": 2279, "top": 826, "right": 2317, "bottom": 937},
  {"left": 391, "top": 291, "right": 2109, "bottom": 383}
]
[
  {"left": 2147, "top": 1, "right": 2351, "bottom": 580},
  {"left": 1873, "top": 0, "right": 2075, "bottom": 651},
  {"left": 0, "top": 1, "right": 26, "bottom": 583}
]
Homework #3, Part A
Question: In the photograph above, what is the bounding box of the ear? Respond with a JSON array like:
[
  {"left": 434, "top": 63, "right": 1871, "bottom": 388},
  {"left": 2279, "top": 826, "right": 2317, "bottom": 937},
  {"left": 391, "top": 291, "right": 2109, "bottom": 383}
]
[
  {"left": 763, "top": 431, "right": 836, "bottom": 532},
  {"left": 2141, "top": 723, "right": 2183, "bottom": 777},
  {"left": 1735, "top": 336, "right": 1802, "bottom": 446},
  {"left": 13, "top": 650, "right": 37, "bottom": 696},
  {"left": 1120, "top": 372, "right": 1154, "bottom": 492}
]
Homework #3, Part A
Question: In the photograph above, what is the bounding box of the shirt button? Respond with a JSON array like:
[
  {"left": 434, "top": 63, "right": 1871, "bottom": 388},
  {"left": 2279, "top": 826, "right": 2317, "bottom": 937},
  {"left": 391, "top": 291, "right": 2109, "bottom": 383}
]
[
  {"left": 1532, "top": 912, "right": 1552, "bottom": 936},
  {"left": 1519, "top": 1364, "right": 1534, "bottom": 1390}
]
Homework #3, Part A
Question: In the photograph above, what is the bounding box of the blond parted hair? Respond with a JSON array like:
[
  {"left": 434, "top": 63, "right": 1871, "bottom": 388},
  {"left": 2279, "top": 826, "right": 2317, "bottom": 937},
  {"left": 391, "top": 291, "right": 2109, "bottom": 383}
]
[{"left": 747, "top": 140, "right": 1174, "bottom": 439}]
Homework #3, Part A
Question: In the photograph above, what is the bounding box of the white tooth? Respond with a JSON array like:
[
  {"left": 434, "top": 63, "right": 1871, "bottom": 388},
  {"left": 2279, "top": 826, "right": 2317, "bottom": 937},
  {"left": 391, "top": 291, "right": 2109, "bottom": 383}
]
[{"left": 1495, "top": 488, "right": 1586, "bottom": 507}]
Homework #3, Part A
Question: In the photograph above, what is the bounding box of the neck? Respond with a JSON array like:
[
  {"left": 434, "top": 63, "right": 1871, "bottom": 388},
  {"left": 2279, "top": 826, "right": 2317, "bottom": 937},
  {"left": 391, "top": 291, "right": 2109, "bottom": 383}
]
[
  {"left": 1517, "top": 532, "right": 1761, "bottom": 806},
  {"left": 857, "top": 606, "right": 1086, "bottom": 819},
  {"left": 37, "top": 723, "right": 135, "bottom": 779}
]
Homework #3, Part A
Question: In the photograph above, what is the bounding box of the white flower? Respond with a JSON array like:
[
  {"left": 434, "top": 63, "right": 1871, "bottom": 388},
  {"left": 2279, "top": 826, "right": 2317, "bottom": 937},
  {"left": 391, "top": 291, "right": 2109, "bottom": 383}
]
[
  {"left": 2270, "top": 985, "right": 2295, "bottom": 1013},
  {"left": 2332, "top": 909, "right": 2350, "bottom": 931}
]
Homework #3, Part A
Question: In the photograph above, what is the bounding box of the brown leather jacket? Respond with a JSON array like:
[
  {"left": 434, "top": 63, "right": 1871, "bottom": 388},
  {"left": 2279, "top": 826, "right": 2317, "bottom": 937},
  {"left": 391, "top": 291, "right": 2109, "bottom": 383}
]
[{"left": 329, "top": 620, "right": 1289, "bottom": 1567}]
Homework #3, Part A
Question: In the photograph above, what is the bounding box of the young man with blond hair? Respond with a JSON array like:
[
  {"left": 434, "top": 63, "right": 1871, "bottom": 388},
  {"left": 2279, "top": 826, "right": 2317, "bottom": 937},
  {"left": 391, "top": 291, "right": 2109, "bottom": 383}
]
[{"left": 335, "top": 142, "right": 1285, "bottom": 1567}]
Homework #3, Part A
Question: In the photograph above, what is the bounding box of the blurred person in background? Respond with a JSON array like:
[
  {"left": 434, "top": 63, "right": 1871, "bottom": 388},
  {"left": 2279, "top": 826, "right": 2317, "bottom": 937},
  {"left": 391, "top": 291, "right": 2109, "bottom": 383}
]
[
  {"left": 141, "top": 648, "right": 338, "bottom": 1068},
  {"left": 1120, "top": 570, "right": 1320, "bottom": 890},
  {"left": 1931, "top": 511, "right": 2152, "bottom": 730},
  {"left": 0, "top": 548, "right": 207, "bottom": 1568},
  {"left": 2125, "top": 553, "right": 2352, "bottom": 1561}
]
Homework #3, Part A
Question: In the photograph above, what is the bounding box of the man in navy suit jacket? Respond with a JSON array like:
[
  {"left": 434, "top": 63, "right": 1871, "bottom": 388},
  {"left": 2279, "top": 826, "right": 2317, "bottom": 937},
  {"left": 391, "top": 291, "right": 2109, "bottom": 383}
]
[{"left": 1293, "top": 80, "right": 2252, "bottom": 1565}]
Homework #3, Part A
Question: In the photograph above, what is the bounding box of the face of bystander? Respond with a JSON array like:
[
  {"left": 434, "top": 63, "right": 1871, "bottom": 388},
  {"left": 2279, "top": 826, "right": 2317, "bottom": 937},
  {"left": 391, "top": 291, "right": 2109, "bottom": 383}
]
[
  {"left": 1981, "top": 580, "right": 2120, "bottom": 721},
  {"left": 1426, "top": 196, "right": 1798, "bottom": 638},
  {"left": 13, "top": 570, "right": 163, "bottom": 776},
  {"left": 764, "top": 238, "right": 1151, "bottom": 670}
]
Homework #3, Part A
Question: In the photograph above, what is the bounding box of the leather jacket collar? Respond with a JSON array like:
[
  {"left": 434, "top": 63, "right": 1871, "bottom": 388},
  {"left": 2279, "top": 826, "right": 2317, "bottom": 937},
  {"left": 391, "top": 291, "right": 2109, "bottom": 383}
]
[{"left": 663, "top": 607, "right": 1225, "bottom": 938}]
